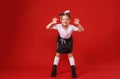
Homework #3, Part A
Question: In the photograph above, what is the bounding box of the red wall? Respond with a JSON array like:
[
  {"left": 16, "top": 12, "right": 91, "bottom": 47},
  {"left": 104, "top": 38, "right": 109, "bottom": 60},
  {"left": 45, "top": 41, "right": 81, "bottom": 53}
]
[{"left": 0, "top": 0, "right": 120, "bottom": 69}]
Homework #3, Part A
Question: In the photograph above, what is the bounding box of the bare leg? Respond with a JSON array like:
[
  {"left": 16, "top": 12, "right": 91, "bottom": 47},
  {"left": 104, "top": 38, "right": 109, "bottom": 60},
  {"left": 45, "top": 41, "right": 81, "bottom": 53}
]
[
  {"left": 51, "top": 52, "right": 61, "bottom": 77},
  {"left": 56, "top": 52, "right": 61, "bottom": 57},
  {"left": 68, "top": 53, "right": 73, "bottom": 57},
  {"left": 68, "top": 53, "right": 75, "bottom": 66},
  {"left": 68, "top": 53, "right": 77, "bottom": 78}
]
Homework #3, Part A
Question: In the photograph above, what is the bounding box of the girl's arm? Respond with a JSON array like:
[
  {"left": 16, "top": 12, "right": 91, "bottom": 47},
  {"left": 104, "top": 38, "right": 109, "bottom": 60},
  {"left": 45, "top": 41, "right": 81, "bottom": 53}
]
[
  {"left": 46, "top": 18, "right": 58, "bottom": 29},
  {"left": 77, "top": 23, "right": 85, "bottom": 32},
  {"left": 74, "top": 18, "right": 85, "bottom": 32}
]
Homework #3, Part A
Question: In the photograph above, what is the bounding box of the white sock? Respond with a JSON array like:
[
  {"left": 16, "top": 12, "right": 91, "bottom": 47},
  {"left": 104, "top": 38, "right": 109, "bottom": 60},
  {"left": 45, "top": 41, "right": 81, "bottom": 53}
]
[
  {"left": 53, "top": 56, "right": 60, "bottom": 65},
  {"left": 69, "top": 56, "right": 75, "bottom": 66}
]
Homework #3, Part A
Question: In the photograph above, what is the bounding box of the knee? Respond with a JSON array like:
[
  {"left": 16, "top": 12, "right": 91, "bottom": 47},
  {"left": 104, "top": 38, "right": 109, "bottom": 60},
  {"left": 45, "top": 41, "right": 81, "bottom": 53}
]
[
  {"left": 56, "top": 53, "right": 61, "bottom": 57},
  {"left": 68, "top": 53, "right": 73, "bottom": 57}
]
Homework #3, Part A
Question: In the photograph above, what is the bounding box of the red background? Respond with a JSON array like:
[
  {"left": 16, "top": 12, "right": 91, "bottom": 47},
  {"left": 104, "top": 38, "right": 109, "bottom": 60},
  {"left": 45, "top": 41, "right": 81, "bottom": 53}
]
[{"left": 0, "top": 0, "right": 120, "bottom": 79}]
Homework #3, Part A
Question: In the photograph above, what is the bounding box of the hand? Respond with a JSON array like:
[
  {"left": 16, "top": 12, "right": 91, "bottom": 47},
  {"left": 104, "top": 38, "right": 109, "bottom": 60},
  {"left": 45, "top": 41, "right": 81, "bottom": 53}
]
[
  {"left": 52, "top": 17, "right": 58, "bottom": 24},
  {"left": 74, "top": 18, "right": 80, "bottom": 25}
]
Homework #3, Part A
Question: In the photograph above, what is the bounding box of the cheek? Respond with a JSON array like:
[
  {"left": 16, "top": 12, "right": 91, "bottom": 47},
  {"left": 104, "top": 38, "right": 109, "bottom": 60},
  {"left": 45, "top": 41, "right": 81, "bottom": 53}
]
[
  {"left": 67, "top": 20, "right": 70, "bottom": 23},
  {"left": 61, "top": 21, "right": 64, "bottom": 23}
]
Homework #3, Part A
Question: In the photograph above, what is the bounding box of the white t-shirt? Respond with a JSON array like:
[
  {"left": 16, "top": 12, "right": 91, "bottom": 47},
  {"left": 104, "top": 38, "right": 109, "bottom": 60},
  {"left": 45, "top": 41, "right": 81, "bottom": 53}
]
[{"left": 53, "top": 24, "right": 78, "bottom": 39}]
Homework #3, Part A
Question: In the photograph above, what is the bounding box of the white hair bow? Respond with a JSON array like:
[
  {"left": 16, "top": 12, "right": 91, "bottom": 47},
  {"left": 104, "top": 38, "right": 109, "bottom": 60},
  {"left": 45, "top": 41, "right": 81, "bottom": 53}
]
[{"left": 64, "top": 10, "right": 70, "bottom": 13}]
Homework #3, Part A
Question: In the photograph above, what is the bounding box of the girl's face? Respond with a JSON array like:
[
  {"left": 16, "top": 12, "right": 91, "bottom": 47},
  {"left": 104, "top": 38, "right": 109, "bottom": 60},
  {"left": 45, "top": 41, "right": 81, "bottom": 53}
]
[{"left": 60, "top": 15, "right": 70, "bottom": 26}]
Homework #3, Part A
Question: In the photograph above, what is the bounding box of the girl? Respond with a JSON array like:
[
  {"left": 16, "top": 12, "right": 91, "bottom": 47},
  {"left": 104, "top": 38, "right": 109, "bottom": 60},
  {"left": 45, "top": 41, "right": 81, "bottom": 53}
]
[{"left": 46, "top": 10, "right": 84, "bottom": 78}]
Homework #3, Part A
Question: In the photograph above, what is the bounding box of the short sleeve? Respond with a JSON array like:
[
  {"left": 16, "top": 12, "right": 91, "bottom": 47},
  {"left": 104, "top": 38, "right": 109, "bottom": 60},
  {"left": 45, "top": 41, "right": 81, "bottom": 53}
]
[
  {"left": 52, "top": 24, "right": 58, "bottom": 30},
  {"left": 71, "top": 25, "right": 78, "bottom": 31}
]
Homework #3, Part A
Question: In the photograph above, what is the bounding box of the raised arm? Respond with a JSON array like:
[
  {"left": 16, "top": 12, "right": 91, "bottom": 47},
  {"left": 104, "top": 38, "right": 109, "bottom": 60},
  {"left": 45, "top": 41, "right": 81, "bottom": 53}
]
[
  {"left": 46, "top": 18, "right": 58, "bottom": 29},
  {"left": 74, "top": 18, "right": 85, "bottom": 32}
]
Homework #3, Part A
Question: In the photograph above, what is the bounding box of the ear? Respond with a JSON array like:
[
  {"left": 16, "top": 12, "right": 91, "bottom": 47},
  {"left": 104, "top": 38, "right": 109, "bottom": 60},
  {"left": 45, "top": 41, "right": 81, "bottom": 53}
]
[{"left": 60, "top": 19, "right": 62, "bottom": 22}]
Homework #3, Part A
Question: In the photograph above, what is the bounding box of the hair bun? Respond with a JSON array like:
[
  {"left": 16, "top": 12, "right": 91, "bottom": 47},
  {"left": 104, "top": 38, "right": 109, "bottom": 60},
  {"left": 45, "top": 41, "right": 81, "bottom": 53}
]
[
  {"left": 59, "top": 10, "right": 71, "bottom": 18},
  {"left": 64, "top": 10, "right": 70, "bottom": 13}
]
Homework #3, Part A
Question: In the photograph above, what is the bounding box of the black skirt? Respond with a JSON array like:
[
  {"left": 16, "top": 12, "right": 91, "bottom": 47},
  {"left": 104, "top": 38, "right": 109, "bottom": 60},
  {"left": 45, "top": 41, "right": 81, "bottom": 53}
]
[{"left": 56, "top": 35, "right": 73, "bottom": 54}]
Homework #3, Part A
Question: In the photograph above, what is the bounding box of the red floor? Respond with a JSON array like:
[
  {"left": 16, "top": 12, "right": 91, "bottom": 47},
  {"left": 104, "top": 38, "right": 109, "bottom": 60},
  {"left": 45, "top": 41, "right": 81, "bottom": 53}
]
[{"left": 1, "top": 62, "right": 120, "bottom": 79}]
